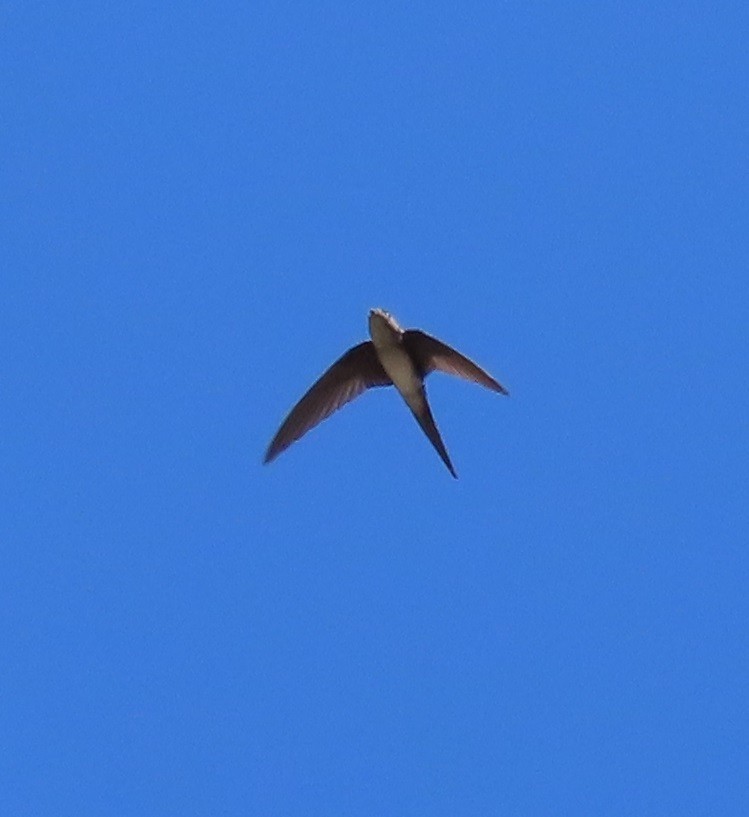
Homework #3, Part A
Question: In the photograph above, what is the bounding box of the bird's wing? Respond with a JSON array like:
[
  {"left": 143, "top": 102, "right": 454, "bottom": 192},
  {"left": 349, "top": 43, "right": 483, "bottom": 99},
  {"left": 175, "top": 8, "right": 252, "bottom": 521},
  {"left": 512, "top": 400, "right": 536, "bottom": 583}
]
[
  {"left": 264, "top": 341, "right": 391, "bottom": 463},
  {"left": 402, "top": 330, "right": 508, "bottom": 394}
]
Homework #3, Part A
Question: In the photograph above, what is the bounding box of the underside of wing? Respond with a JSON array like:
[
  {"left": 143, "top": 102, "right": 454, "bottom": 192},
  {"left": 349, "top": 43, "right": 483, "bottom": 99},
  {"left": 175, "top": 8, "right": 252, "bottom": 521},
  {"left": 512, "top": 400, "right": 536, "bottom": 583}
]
[
  {"left": 264, "top": 341, "right": 392, "bottom": 463},
  {"left": 402, "top": 330, "right": 508, "bottom": 395}
]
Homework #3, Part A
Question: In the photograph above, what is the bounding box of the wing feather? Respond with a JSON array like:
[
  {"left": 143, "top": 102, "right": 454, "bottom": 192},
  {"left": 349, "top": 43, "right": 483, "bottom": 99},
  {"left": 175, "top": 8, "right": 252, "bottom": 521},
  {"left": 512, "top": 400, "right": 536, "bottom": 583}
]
[
  {"left": 402, "top": 330, "right": 508, "bottom": 394},
  {"left": 264, "top": 342, "right": 391, "bottom": 463}
]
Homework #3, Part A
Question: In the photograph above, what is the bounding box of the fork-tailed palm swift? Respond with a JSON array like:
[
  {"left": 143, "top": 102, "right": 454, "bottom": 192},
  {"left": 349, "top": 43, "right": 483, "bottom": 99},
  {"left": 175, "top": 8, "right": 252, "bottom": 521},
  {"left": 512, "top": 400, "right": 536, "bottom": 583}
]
[{"left": 263, "top": 308, "right": 508, "bottom": 477}]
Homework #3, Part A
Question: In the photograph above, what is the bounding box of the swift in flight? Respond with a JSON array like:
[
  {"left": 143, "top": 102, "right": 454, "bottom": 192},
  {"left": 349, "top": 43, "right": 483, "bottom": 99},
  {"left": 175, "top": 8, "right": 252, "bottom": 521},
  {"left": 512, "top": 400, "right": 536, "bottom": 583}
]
[{"left": 264, "top": 309, "right": 508, "bottom": 477}]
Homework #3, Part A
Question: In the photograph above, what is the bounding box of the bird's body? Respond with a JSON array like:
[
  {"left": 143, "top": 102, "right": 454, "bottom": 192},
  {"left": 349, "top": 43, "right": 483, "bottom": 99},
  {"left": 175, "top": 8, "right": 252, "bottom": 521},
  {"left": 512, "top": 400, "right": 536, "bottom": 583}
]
[
  {"left": 368, "top": 310, "right": 421, "bottom": 399},
  {"left": 264, "top": 308, "right": 508, "bottom": 478}
]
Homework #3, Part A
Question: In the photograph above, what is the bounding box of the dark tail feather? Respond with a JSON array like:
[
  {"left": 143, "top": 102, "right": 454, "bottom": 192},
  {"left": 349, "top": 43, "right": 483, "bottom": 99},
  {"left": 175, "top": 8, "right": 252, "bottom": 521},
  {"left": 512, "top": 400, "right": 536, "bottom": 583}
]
[{"left": 408, "top": 391, "right": 457, "bottom": 478}]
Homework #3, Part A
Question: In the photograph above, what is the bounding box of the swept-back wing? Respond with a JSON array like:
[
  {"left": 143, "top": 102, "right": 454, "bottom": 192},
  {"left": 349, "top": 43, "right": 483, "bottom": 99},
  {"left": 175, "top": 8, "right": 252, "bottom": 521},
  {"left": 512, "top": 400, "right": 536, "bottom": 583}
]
[
  {"left": 402, "top": 330, "right": 508, "bottom": 394},
  {"left": 264, "top": 342, "right": 391, "bottom": 463}
]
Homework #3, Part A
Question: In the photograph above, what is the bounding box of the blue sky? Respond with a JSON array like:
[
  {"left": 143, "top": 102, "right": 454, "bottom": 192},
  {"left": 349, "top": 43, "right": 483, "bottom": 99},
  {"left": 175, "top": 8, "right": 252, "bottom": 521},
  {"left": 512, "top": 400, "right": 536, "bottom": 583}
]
[{"left": 3, "top": 3, "right": 748, "bottom": 815}]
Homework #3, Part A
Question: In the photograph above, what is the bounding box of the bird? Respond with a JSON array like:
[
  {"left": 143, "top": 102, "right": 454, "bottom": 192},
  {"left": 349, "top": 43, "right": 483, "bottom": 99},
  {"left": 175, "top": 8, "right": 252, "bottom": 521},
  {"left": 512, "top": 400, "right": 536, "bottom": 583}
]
[{"left": 263, "top": 308, "right": 508, "bottom": 477}]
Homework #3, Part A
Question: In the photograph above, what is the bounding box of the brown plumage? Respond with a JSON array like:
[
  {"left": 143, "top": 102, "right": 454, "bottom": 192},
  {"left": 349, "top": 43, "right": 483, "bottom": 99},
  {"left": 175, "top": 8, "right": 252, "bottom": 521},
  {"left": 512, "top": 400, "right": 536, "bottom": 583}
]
[{"left": 264, "top": 309, "right": 508, "bottom": 477}]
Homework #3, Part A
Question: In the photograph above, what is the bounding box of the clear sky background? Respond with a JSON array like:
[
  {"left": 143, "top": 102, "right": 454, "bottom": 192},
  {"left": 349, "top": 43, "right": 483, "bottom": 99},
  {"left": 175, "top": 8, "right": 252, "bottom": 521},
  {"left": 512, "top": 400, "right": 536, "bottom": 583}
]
[{"left": 2, "top": 3, "right": 748, "bottom": 815}]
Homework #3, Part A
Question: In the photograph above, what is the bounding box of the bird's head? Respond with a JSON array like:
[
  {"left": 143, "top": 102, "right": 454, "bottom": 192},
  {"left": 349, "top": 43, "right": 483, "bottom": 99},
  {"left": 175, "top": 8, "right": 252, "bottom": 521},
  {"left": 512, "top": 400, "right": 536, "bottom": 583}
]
[{"left": 368, "top": 308, "right": 403, "bottom": 344}]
